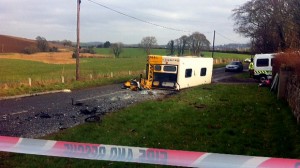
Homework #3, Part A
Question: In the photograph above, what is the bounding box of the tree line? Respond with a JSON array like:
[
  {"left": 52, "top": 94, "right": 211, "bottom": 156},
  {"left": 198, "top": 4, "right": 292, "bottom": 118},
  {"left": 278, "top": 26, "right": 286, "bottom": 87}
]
[
  {"left": 232, "top": 0, "right": 300, "bottom": 53},
  {"left": 23, "top": 36, "right": 59, "bottom": 54},
  {"left": 166, "top": 32, "right": 210, "bottom": 56},
  {"left": 103, "top": 31, "right": 210, "bottom": 58},
  {"left": 138, "top": 32, "right": 210, "bottom": 57},
  {"left": 24, "top": 32, "right": 211, "bottom": 58}
]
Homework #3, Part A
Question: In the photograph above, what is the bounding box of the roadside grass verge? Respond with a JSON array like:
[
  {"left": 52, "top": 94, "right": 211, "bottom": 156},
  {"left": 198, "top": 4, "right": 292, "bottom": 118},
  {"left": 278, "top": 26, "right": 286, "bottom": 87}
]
[
  {"left": 0, "top": 57, "right": 146, "bottom": 96},
  {"left": 234, "top": 71, "right": 251, "bottom": 79},
  {"left": 213, "top": 63, "right": 226, "bottom": 68},
  {"left": 0, "top": 75, "right": 140, "bottom": 97},
  {"left": 3, "top": 84, "right": 300, "bottom": 167},
  {"left": 202, "top": 52, "right": 250, "bottom": 60}
]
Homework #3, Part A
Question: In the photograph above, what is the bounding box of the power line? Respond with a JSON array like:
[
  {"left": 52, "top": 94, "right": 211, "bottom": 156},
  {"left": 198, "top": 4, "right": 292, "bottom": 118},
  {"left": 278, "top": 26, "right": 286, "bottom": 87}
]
[
  {"left": 86, "top": 0, "right": 190, "bottom": 33},
  {"left": 215, "top": 31, "right": 239, "bottom": 44}
]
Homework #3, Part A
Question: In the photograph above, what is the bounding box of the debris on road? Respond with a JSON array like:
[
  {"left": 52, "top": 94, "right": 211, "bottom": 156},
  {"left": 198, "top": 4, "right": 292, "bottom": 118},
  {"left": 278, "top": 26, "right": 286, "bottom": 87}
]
[{"left": 0, "top": 86, "right": 175, "bottom": 138}]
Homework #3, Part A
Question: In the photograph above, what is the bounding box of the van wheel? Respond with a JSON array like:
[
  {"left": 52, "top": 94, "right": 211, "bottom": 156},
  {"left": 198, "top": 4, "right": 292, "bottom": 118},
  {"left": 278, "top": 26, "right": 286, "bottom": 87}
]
[{"left": 259, "top": 75, "right": 267, "bottom": 83}]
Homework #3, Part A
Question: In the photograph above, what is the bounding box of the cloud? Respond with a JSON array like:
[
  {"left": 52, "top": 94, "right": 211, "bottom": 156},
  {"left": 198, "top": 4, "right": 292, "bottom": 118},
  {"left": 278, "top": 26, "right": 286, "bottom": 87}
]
[{"left": 0, "top": 0, "right": 249, "bottom": 45}]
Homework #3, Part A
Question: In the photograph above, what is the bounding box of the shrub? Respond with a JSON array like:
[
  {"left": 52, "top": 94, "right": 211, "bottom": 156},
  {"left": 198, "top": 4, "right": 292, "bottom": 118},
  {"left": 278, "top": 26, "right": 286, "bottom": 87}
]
[
  {"left": 273, "top": 50, "right": 300, "bottom": 76},
  {"left": 49, "top": 47, "right": 58, "bottom": 52},
  {"left": 23, "top": 46, "right": 39, "bottom": 54},
  {"left": 72, "top": 52, "right": 77, "bottom": 58}
]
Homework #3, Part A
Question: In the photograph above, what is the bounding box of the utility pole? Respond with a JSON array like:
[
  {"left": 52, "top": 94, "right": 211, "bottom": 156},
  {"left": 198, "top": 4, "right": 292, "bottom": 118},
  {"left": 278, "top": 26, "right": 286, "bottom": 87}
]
[
  {"left": 212, "top": 30, "right": 215, "bottom": 58},
  {"left": 76, "top": 0, "right": 81, "bottom": 80}
]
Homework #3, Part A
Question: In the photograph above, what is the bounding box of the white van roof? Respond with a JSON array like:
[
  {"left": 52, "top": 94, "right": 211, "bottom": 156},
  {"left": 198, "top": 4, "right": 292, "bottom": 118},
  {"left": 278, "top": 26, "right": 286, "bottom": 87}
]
[{"left": 254, "top": 53, "right": 276, "bottom": 58}]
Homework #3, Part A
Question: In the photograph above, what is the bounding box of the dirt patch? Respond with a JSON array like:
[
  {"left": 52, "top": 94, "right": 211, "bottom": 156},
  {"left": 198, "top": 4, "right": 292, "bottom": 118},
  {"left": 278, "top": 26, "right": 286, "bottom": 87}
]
[
  {"left": 80, "top": 53, "right": 112, "bottom": 58},
  {"left": 0, "top": 52, "right": 75, "bottom": 64},
  {"left": 0, "top": 52, "right": 112, "bottom": 64},
  {"left": 0, "top": 34, "right": 64, "bottom": 53}
]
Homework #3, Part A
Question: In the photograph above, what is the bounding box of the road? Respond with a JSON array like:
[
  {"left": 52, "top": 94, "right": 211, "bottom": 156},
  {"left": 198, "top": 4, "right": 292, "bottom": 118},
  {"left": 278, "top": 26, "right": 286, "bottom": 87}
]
[
  {"left": 0, "top": 67, "right": 243, "bottom": 138},
  {"left": 212, "top": 67, "right": 244, "bottom": 82}
]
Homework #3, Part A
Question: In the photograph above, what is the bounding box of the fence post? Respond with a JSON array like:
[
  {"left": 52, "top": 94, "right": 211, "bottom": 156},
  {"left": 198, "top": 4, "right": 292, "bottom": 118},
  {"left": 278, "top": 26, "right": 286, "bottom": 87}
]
[
  {"left": 28, "top": 78, "right": 32, "bottom": 87},
  {"left": 129, "top": 71, "right": 131, "bottom": 75},
  {"left": 61, "top": 76, "right": 65, "bottom": 83},
  {"left": 89, "top": 74, "right": 93, "bottom": 80},
  {"left": 110, "top": 72, "right": 113, "bottom": 78}
]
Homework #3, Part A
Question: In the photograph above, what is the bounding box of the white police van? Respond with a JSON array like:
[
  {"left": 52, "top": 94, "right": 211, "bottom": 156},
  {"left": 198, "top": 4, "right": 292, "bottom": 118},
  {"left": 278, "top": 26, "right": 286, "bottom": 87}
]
[{"left": 253, "top": 53, "right": 276, "bottom": 81}]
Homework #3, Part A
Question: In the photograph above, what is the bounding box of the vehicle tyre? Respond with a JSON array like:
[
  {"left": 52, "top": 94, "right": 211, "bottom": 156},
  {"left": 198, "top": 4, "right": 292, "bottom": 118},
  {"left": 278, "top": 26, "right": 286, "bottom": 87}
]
[
  {"left": 259, "top": 75, "right": 267, "bottom": 83},
  {"left": 85, "top": 115, "right": 101, "bottom": 122}
]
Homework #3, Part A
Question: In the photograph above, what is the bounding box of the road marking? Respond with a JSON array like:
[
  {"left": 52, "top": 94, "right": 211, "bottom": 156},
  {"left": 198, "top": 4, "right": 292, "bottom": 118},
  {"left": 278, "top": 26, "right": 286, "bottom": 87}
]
[
  {"left": 76, "top": 90, "right": 128, "bottom": 102},
  {"left": 0, "top": 89, "right": 72, "bottom": 101},
  {"left": 1, "top": 110, "right": 29, "bottom": 119},
  {"left": 10, "top": 110, "right": 29, "bottom": 115}
]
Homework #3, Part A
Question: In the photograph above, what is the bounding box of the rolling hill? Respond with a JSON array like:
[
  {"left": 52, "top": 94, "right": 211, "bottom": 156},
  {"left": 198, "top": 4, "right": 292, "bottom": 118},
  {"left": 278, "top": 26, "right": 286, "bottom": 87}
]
[
  {"left": 0, "top": 35, "right": 37, "bottom": 53},
  {"left": 0, "top": 35, "right": 65, "bottom": 53}
]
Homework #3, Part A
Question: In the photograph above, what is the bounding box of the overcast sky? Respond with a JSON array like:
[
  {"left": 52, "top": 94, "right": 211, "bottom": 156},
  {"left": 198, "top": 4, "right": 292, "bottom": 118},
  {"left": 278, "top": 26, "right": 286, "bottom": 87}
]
[{"left": 0, "top": 0, "right": 250, "bottom": 45}]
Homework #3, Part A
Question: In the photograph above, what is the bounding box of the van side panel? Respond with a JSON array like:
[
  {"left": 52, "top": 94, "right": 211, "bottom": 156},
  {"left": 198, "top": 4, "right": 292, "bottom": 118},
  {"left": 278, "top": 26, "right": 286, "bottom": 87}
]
[{"left": 177, "top": 58, "right": 213, "bottom": 89}]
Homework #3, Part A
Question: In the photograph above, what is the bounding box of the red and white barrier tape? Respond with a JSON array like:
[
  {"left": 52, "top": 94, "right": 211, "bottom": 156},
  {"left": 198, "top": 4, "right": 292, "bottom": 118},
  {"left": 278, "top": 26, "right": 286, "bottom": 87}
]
[{"left": 0, "top": 136, "right": 299, "bottom": 168}]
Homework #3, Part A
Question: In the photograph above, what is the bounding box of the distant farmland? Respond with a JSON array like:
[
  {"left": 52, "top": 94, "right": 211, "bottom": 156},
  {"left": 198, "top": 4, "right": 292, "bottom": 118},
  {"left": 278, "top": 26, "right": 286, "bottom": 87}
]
[
  {"left": 0, "top": 35, "right": 36, "bottom": 53},
  {"left": 0, "top": 34, "right": 250, "bottom": 96}
]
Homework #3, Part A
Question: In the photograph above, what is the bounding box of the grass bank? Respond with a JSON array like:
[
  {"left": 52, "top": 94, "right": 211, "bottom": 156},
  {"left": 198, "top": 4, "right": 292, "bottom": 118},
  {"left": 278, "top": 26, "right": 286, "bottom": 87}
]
[{"left": 2, "top": 84, "right": 300, "bottom": 167}]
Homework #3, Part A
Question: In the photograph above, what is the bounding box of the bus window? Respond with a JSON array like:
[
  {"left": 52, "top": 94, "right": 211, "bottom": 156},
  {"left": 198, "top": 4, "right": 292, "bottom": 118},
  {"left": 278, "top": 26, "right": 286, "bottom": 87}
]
[
  {"left": 185, "top": 69, "right": 192, "bottom": 78},
  {"left": 154, "top": 65, "right": 162, "bottom": 71},
  {"left": 200, "top": 68, "right": 207, "bottom": 76},
  {"left": 163, "top": 66, "right": 177, "bottom": 72}
]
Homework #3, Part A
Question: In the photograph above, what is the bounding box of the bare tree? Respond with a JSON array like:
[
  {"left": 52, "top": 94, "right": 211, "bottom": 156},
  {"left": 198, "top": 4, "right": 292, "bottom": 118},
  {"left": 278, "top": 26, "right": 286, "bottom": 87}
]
[
  {"left": 62, "top": 40, "right": 72, "bottom": 47},
  {"left": 175, "top": 35, "right": 188, "bottom": 56},
  {"left": 232, "top": 0, "right": 300, "bottom": 52},
  {"left": 36, "top": 36, "right": 49, "bottom": 52},
  {"left": 188, "top": 32, "right": 210, "bottom": 56},
  {"left": 290, "top": 0, "right": 300, "bottom": 48},
  {"left": 166, "top": 40, "right": 175, "bottom": 55},
  {"left": 111, "top": 42, "right": 123, "bottom": 58},
  {"left": 140, "top": 36, "right": 157, "bottom": 55}
]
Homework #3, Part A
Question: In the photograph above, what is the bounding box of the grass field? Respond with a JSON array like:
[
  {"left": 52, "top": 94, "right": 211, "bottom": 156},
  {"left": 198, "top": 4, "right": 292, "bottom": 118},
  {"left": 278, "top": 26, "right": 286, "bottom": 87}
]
[
  {"left": 2, "top": 84, "right": 299, "bottom": 167},
  {"left": 0, "top": 48, "right": 250, "bottom": 96},
  {"left": 94, "top": 48, "right": 167, "bottom": 58},
  {"left": 95, "top": 48, "right": 251, "bottom": 60},
  {"left": 0, "top": 57, "right": 146, "bottom": 96}
]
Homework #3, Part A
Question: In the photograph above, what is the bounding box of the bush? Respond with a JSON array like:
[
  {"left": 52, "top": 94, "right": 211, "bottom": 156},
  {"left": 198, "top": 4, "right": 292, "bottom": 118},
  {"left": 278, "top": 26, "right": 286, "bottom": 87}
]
[
  {"left": 49, "top": 47, "right": 58, "bottom": 52},
  {"left": 23, "top": 46, "right": 39, "bottom": 54},
  {"left": 72, "top": 48, "right": 95, "bottom": 58},
  {"left": 81, "top": 48, "right": 95, "bottom": 54},
  {"left": 72, "top": 52, "right": 77, "bottom": 58},
  {"left": 273, "top": 50, "right": 300, "bottom": 76}
]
